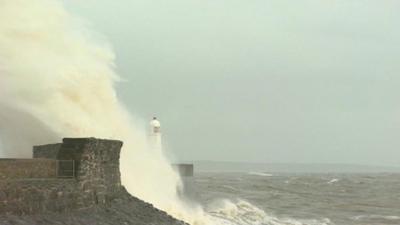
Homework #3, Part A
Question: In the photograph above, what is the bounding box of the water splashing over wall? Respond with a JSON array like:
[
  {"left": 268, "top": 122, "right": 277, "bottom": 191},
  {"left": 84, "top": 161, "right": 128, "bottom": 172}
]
[{"left": 0, "top": 0, "right": 207, "bottom": 223}]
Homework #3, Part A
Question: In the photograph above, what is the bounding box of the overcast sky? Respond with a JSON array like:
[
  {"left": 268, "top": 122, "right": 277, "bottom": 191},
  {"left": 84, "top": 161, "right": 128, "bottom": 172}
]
[{"left": 64, "top": 0, "right": 400, "bottom": 166}]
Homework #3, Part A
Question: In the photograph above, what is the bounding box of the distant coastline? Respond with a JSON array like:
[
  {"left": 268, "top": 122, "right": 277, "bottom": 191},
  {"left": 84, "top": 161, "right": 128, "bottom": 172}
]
[{"left": 193, "top": 161, "right": 400, "bottom": 173}]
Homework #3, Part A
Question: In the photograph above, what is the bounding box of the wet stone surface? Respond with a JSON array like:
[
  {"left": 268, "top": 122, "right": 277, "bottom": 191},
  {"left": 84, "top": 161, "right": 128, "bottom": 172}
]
[{"left": 0, "top": 138, "right": 186, "bottom": 225}]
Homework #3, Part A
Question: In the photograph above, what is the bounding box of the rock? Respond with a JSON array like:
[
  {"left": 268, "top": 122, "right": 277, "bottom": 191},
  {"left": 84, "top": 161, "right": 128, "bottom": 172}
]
[{"left": 0, "top": 138, "right": 187, "bottom": 225}]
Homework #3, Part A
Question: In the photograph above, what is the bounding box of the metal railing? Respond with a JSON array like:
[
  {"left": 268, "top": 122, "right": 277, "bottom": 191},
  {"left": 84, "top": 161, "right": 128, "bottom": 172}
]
[{"left": 56, "top": 160, "right": 75, "bottom": 178}]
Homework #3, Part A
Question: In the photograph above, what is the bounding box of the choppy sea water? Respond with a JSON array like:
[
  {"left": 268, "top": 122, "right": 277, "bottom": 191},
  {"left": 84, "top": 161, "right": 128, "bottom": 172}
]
[{"left": 192, "top": 172, "right": 400, "bottom": 225}]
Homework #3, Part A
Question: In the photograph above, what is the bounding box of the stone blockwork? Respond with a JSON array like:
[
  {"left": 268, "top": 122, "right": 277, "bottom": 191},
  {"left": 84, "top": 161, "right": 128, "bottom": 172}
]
[
  {"left": 0, "top": 159, "right": 57, "bottom": 179},
  {"left": 0, "top": 138, "right": 187, "bottom": 225},
  {"left": 33, "top": 143, "right": 61, "bottom": 159},
  {"left": 0, "top": 179, "right": 78, "bottom": 215},
  {"left": 58, "top": 138, "right": 123, "bottom": 200},
  {"left": 0, "top": 191, "right": 187, "bottom": 225},
  {"left": 0, "top": 138, "right": 124, "bottom": 215}
]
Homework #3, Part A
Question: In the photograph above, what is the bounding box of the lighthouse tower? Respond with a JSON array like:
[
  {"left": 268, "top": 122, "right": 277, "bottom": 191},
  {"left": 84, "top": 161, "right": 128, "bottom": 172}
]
[{"left": 149, "top": 117, "right": 162, "bottom": 152}]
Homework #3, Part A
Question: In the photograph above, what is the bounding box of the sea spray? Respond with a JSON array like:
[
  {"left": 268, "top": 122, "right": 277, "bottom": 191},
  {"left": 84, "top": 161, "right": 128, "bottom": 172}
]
[
  {"left": 0, "top": 0, "right": 207, "bottom": 223},
  {"left": 0, "top": 1, "right": 282, "bottom": 225}
]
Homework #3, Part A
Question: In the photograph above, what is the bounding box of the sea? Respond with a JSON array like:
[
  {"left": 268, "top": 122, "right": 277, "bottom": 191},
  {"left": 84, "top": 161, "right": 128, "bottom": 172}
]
[{"left": 191, "top": 172, "right": 400, "bottom": 225}]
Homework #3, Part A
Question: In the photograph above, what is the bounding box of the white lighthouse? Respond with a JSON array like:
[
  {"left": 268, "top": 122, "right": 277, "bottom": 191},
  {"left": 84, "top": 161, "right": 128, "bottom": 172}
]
[
  {"left": 149, "top": 117, "right": 162, "bottom": 152},
  {"left": 149, "top": 117, "right": 194, "bottom": 181}
]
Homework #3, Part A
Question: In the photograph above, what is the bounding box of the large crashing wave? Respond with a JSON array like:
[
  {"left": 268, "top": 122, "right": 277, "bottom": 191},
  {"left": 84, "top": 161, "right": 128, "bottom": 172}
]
[
  {"left": 0, "top": 0, "right": 204, "bottom": 223},
  {"left": 0, "top": 1, "right": 332, "bottom": 225}
]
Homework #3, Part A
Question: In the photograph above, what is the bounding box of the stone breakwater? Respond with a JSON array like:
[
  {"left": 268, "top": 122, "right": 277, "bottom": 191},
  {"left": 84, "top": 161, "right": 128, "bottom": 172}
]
[{"left": 0, "top": 138, "right": 187, "bottom": 225}]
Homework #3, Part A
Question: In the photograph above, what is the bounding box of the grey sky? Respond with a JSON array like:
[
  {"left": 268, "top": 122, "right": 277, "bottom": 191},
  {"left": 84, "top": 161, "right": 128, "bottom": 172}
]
[{"left": 64, "top": 0, "right": 400, "bottom": 166}]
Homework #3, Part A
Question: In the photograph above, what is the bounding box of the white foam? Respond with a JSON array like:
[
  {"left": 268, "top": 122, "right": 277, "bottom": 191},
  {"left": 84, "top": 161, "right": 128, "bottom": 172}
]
[
  {"left": 327, "top": 179, "right": 339, "bottom": 184},
  {"left": 205, "top": 199, "right": 333, "bottom": 225},
  {"left": 352, "top": 214, "right": 400, "bottom": 221},
  {"left": 248, "top": 172, "right": 274, "bottom": 177}
]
